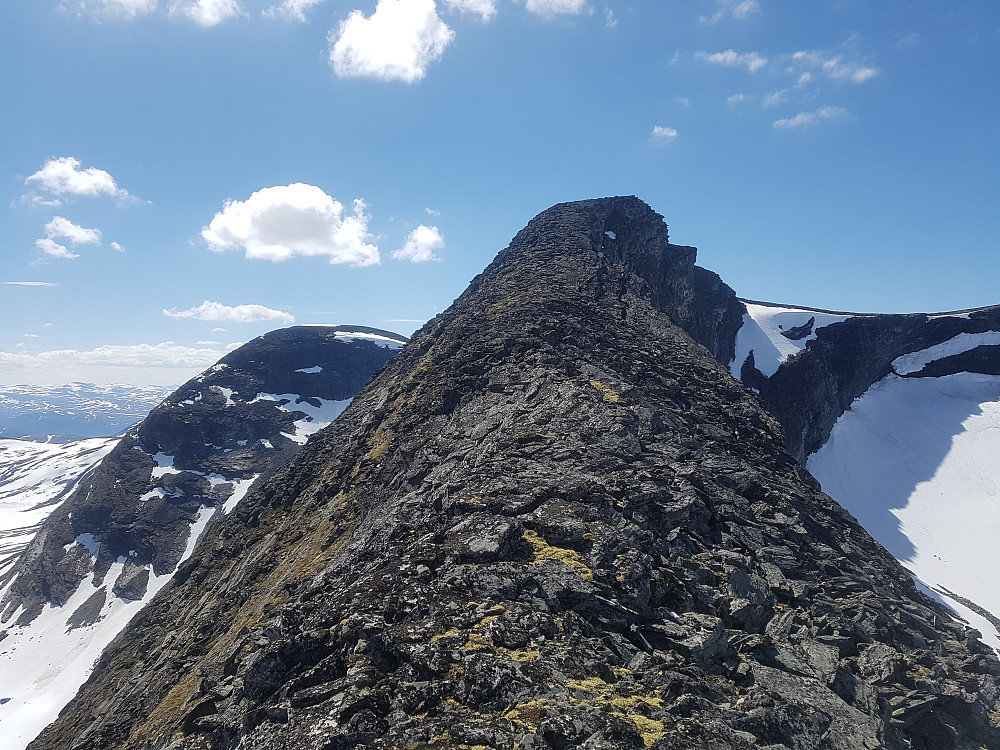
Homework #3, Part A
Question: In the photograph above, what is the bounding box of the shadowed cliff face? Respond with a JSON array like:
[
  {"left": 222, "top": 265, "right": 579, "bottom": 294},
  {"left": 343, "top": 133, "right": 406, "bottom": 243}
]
[{"left": 31, "top": 198, "right": 1000, "bottom": 750}]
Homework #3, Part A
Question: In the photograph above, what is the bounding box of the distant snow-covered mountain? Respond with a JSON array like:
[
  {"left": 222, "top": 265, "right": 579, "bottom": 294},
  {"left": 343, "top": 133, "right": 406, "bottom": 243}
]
[{"left": 0, "top": 383, "right": 171, "bottom": 441}]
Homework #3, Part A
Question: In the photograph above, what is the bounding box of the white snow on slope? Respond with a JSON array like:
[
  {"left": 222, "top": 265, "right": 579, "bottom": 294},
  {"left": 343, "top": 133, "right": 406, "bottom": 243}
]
[
  {"left": 296, "top": 366, "right": 323, "bottom": 374},
  {"left": 808, "top": 372, "right": 1000, "bottom": 650},
  {"left": 251, "top": 393, "right": 352, "bottom": 445},
  {"left": 0, "top": 505, "right": 215, "bottom": 750},
  {"left": 730, "top": 303, "right": 850, "bottom": 378},
  {"left": 0, "top": 438, "right": 117, "bottom": 576},
  {"left": 892, "top": 331, "right": 1000, "bottom": 375}
]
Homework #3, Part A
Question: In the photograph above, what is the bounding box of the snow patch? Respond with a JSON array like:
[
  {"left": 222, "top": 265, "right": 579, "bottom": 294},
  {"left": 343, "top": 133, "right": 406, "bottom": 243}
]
[
  {"left": 150, "top": 452, "right": 175, "bottom": 478},
  {"left": 211, "top": 385, "right": 236, "bottom": 406},
  {"left": 70, "top": 533, "right": 100, "bottom": 556},
  {"left": 252, "top": 392, "right": 352, "bottom": 445},
  {"left": 605, "top": 231, "right": 616, "bottom": 240},
  {"left": 731, "top": 303, "right": 850, "bottom": 379},
  {"left": 221, "top": 475, "right": 260, "bottom": 514},
  {"left": 808, "top": 372, "right": 1000, "bottom": 651},
  {"left": 295, "top": 366, "right": 323, "bottom": 374},
  {"left": 892, "top": 331, "right": 1000, "bottom": 375}
]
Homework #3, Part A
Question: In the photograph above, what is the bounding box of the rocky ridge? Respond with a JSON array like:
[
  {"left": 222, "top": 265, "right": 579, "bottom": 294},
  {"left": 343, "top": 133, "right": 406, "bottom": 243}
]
[{"left": 30, "top": 198, "right": 1000, "bottom": 750}]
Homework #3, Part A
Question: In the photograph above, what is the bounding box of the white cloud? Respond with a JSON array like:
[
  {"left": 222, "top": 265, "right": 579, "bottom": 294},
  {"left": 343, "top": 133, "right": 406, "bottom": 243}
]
[
  {"left": 23, "top": 334, "right": 40, "bottom": 338},
  {"left": 393, "top": 225, "right": 444, "bottom": 262},
  {"left": 699, "top": 0, "right": 759, "bottom": 24},
  {"left": 35, "top": 238, "right": 78, "bottom": 260},
  {"left": 3, "top": 281, "right": 60, "bottom": 287},
  {"left": 45, "top": 216, "right": 102, "bottom": 245},
  {"left": 201, "top": 183, "right": 380, "bottom": 266},
  {"left": 444, "top": 0, "right": 496, "bottom": 20},
  {"left": 425, "top": 207, "right": 441, "bottom": 216},
  {"left": 605, "top": 7, "right": 615, "bottom": 27},
  {"left": 164, "top": 300, "right": 295, "bottom": 323},
  {"left": 263, "top": 0, "right": 322, "bottom": 21},
  {"left": 726, "top": 93, "right": 749, "bottom": 105},
  {"left": 0, "top": 342, "right": 227, "bottom": 385},
  {"left": 25, "top": 157, "right": 134, "bottom": 201},
  {"left": 211, "top": 327, "right": 227, "bottom": 332},
  {"left": 34, "top": 216, "right": 102, "bottom": 260},
  {"left": 525, "top": 0, "right": 587, "bottom": 16},
  {"left": 329, "top": 0, "right": 455, "bottom": 83},
  {"left": 773, "top": 105, "right": 848, "bottom": 129},
  {"left": 101, "top": 0, "right": 158, "bottom": 16},
  {"left": 110, "top": 241, "right": 124, "bottom": 251},
  {"left": 696, "top": 49, "right": 767, "bottom": 73},
  {"left": 170, "top": 0, "right": 242, "bottom": 25},
  {"left": 651, "top": 125, "right": 678, "bottom": 143},
  {"left": 792, "top": 51, "right": 878, "bottom": 83},
  {"left": 196, "top": 339, "right": 222, "bottom": 345}
]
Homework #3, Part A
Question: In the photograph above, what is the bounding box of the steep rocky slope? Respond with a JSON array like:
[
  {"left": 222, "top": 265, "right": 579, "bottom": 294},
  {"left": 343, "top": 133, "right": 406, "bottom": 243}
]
[
  {"left": 0, "top": 325, "right": 405, "bottom": 750},
  {"left": 32, "top": 198, "right": 1000, "bottom": 750},
  {"left": 731, "top": 302, "right": 1000, "bottom": 649}
]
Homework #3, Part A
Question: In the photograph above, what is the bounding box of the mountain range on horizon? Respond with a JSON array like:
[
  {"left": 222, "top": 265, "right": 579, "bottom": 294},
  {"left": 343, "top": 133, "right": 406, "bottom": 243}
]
[{"left": 1, "top": 197, "right": 999, "bottom": 750}]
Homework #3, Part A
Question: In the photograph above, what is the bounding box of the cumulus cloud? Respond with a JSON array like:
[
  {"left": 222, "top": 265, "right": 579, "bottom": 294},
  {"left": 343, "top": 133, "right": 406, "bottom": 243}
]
[
  {"left": 726, "top": 93, "right": 749, "bottom": 105},
  {"left": 3, "top": 281, "right": 60, "bottom": 287},
  {"left": 329, "top": 0, "right": 455, "bottom": 83},
  {"left": 773, "top": 105, "right": 848, "bottom": 129},
  {"left": 34, "top": 216, "right": 103, "bottom": 259},
  {"left": 110, "top": 241, "right": 125, "bottom": 251},
  {"left": 651, "top": 125, "right": 678, "bottom": 143},
  {"left": 792, "top": 51, "right": 878, "bottom": 83},
  {"left": 525, "top": 0, "right": 587, "bottom": 16},
  {"left": 35, "top": 238, "right": 78, "bottom": 259},
  {"left": 263, "top": 0, "right": 322, "bottom": 21},
  {"left": 45, "top": 216, "right": 102, "bottom": 245},
  {"left": 201, "top": 183, "right": 380, "bottom": 266},
  {"left": 170, "top": 0, "right": 243, "bottom": 25},
  {"left": 163, "top": 300, "right": 296, "bottom": 324},
  {"left": 696, "top": 49, "right": 767, "bottom": 73},
  {"left": 101, "top": 0, "right": 158, "bottom": 16},
  {"left": 392, "top": 225, "right": 444, "bottom": 263},
  {"left": 699, "top": 0, "right": 758, "bottom": 24},
  {"left": 444, "top": 0, "right": 496, "bottom": 20},
  {"left": 26, "top": 157, "right": 135, "bottom": 201}
]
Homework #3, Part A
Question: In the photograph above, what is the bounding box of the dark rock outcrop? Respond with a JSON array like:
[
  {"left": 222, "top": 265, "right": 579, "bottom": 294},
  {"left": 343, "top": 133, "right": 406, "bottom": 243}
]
[{"left": 30, "top": 198, "right": 1000, "bottom": 750}]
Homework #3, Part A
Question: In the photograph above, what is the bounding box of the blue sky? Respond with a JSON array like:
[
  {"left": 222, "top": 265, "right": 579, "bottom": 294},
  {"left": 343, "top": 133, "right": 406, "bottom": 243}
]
[{"left": 1, "top": 0, "right": 997, "bottom": 385}]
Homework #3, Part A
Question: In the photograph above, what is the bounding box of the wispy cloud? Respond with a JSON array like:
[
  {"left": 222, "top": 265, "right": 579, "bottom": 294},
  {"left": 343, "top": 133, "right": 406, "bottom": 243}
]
[
  {"left": 525, "top": 0, "right": 588, "bottom": 16},
  {"left": 651, "top": 125, "right": 678, "bottom": 143},
  {"left": 443, "top": 0, "right": 496, "bottom": 21},
  {"left": 696, "top": 49, "right": 767, "bottom": 73},
  {"left": 100, "top": 0, "right": 158, "bottom": 17},
  {"left": 698, "top": 0, "right": 759, "bottom": 24},
  {"left": 393, "top": 225, "right": 444, "bottom": 262},
  {"left": 4, "top": 281, "right": 60, "bottom": 287},
  {"left": 329, "top": 0, "right": 455, "bottom": 83},
  {"left": 791, "top": 50, "right": 878, "bottom": 83},
  {"left": 169, "top": 0, "right": 243, "bottom": 26},
  {"left": 163, "top": 300, "right": 295, "bottom": 323},
  {"left": 262, "top": 0, "right": 322, "bottom": 21},
  {"left": 773, "top": 105, "right": 848, "bottom": 129},
  {"left": 201, "top": 183, "right": 380, "bottom": 266},
  {"left": 0, "top": 342, "right": 226, "bottom": 374}
]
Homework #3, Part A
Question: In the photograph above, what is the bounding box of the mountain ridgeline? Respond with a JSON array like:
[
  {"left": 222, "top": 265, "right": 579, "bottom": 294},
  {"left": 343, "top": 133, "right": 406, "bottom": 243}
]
[{"left": 29, "top": 197, "right": 1000, "bottom": 750}]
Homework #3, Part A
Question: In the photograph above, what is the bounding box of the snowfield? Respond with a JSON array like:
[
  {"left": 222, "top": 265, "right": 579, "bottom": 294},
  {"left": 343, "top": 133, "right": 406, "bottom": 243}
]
[
  {"left": 808, "top": 371, "right": 1000, "bottom": 650},
  {"left": 730, "top": 302, "right": 851, "bottom": 378},
  {"left": 0, "top": 438, "right": 117, "bottom": 577}
]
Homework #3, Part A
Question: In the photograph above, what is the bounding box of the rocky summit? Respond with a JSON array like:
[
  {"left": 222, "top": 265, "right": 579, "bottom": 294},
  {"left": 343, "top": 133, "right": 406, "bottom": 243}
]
[{"left": 29, "top": 198, "right": 1000, "bottom": 750}]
